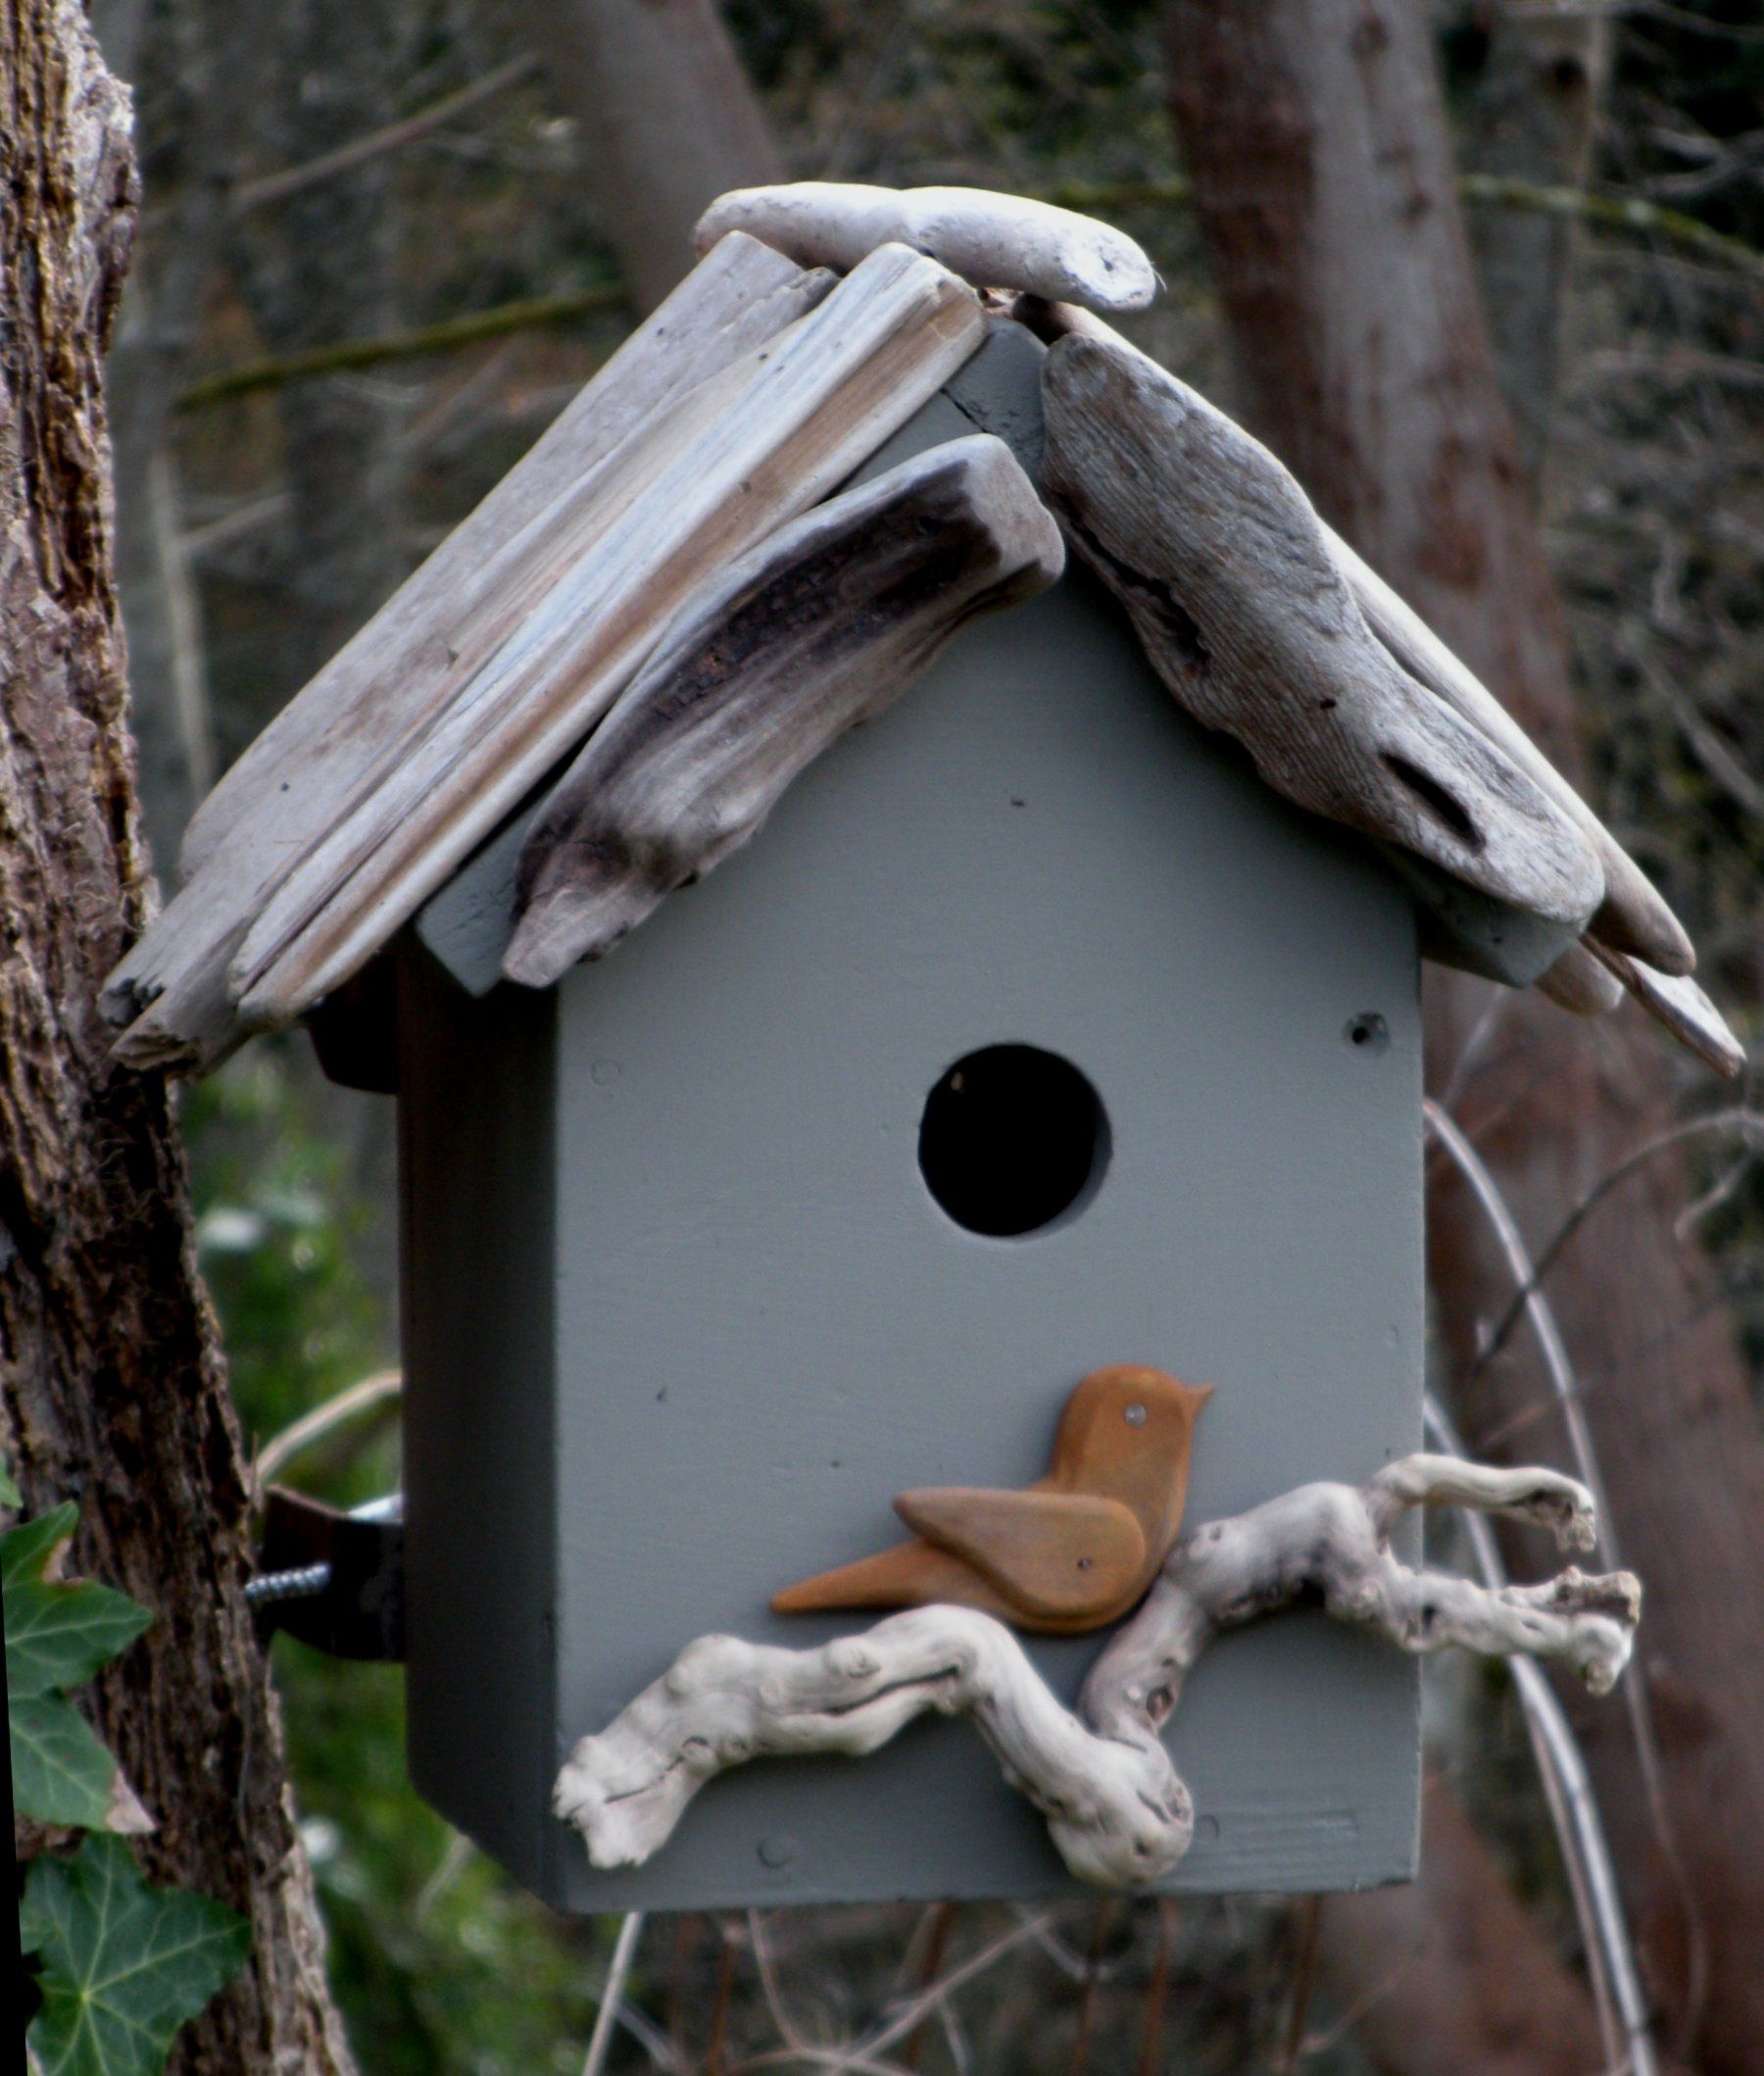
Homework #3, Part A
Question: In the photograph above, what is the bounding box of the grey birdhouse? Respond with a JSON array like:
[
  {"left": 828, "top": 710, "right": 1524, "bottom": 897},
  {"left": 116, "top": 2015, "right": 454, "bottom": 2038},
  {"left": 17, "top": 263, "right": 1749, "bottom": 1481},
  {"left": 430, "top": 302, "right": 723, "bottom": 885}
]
[{"left": 105, "top": 190, "right": 1701, "bottom": 1916}]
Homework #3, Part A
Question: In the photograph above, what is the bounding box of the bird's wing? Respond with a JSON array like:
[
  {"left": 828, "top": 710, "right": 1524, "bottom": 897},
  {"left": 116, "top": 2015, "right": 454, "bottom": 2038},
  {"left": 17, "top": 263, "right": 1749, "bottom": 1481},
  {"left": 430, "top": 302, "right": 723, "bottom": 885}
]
[{"left": 892, "top": 1487, "right": 1146, "bottom": 1621}]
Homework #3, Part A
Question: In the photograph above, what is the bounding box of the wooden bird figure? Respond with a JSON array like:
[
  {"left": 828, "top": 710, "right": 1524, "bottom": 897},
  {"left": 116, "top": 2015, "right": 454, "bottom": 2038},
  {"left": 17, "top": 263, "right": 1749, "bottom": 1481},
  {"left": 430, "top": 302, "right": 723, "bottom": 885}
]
[{"left": 772, "top": 1365, "right": 1212, "bottom": 1635}]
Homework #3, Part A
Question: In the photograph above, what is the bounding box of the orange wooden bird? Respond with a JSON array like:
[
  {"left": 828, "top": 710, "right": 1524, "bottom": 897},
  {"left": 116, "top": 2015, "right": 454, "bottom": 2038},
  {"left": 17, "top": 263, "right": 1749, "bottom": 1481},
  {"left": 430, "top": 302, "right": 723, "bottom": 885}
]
[{"left": 772, "top": 1364, "right": 1212, "bottom": 1634}]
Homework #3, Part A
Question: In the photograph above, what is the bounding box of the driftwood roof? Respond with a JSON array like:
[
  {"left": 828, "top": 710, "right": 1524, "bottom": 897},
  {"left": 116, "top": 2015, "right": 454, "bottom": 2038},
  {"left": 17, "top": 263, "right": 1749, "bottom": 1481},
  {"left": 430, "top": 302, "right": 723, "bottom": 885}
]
[{"left": 101, "top": 184, "right": 1740, "bottom": 1080}]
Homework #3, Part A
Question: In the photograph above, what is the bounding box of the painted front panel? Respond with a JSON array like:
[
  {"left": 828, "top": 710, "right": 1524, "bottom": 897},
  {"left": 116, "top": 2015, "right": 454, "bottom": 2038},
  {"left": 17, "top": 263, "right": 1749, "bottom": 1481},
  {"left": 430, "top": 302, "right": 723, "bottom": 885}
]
[{"left": 539, "top": 550, "right": 1426, "bottom": 1909}]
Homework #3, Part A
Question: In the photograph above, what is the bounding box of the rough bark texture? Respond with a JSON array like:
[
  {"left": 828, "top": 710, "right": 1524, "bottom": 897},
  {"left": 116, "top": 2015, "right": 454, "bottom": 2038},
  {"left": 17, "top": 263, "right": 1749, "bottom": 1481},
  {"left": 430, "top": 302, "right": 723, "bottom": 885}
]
[
  {"left": 0, "top": 3, "right": 355, "bottom": 2070},
  {"left": 516, "top": 0, "right": 782, "bottom": 314},
  {"left": 1314, "top": 1768, "right": 1613, "bottom": 2076},
  {"left": 1461, "top": 3, "right": 1609, "bottom": 481},
  {"left": 1165, "top": 4, "right": 1764, "bottom": 2070}
]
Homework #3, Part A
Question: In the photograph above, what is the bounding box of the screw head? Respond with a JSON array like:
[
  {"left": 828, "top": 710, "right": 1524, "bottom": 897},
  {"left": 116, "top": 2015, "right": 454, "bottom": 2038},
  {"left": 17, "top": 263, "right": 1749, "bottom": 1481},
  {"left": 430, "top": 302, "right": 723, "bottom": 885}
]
[{"left": 1125, "top": 1404, "right": 1148, "bottom": 1426}]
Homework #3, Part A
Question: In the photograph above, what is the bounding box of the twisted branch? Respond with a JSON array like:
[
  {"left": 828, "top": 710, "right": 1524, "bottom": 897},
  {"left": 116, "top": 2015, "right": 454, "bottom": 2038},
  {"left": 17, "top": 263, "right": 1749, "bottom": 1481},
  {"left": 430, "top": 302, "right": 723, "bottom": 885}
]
[{"left": 556, "top": 1456, "right": 1640, "bottom": 1891}]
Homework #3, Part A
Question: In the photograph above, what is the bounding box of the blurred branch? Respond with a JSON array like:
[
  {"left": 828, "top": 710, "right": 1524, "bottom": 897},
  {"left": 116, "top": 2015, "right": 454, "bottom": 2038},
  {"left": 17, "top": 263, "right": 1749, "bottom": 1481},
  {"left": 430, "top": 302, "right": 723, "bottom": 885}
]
[
  {"left": 230, "top": 53, "right": 541, "bottom": 216},
  {"left": 174, "top": 286, "right": 625, "bottom": 410},
  {"left": 254, "top": 1368, "right": 402, "bottom": 1484},
  {"left": 174, "top": 173, "right": 1762, "bottom": 420},
  {"left": 1046, "top": 173, "right": 1764, "bottom": 285},
  {"left": 1469, "top": 1106, "right": 1764, "bottom": 1390}
]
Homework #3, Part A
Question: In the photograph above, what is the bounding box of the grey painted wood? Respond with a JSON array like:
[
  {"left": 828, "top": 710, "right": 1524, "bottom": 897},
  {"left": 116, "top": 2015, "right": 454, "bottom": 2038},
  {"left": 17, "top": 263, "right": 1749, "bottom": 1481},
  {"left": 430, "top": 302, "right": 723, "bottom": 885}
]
[
  {"left": 399, "top": 952, "right": 559, "bottom": 1891},
  {"left": 401, "top": 349, "right": 1426, "bottom": 1910}
]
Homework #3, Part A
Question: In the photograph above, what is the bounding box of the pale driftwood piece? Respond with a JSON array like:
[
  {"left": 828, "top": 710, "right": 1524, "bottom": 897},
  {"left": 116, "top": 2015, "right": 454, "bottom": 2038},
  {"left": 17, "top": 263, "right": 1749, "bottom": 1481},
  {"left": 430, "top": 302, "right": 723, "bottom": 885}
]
[
  {"left": 555, "top": 1454, "right": 1640, "bottom": 1890},
  {"left": 1017, "top": 295, "right": 1696, "bottom": 980},
  {"left": 225, "top": 245, "right": 984, "bottom": 1037},
  {"left": 1536, "top": 941, "right": 1626, "bottom": 1016},
  {"left": 105, "top": 234, "right": 836, "bottom": 1068},
  {"left": 1334, "top": 543, "right": 1695, "bottom": 978},
  {"left": 178, "top": 234, "right": 830, "bottom": 886},
  {"left": 504, "top": 433, "right": 1063, "bottom": 986},
  {"left": 114, "top": 245, "right": 985, "bottom": 1067},
  {"left": 695, "top": 182, "right": 1156, "bottom": 316},
  {"left": 1038, "top": 334, "right": 1603, "bottom": 932},
  {"left": 1590, "top": 943, "right": 1746, "bottom": 1078}
]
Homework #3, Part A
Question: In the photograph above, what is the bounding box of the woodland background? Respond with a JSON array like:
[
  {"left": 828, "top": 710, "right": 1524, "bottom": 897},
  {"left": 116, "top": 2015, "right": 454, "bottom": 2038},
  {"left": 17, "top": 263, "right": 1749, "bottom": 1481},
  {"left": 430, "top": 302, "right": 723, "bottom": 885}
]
[{"left": 7, "top": 0, "right": 1764, "bottom": 2070}]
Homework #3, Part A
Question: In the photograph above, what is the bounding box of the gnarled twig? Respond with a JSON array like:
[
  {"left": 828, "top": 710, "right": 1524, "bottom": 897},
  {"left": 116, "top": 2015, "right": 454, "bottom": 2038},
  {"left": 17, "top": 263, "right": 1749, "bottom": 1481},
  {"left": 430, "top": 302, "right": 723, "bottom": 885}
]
[{"left": 556, "top": 1455, "right": 1638, "bottom": 1891}]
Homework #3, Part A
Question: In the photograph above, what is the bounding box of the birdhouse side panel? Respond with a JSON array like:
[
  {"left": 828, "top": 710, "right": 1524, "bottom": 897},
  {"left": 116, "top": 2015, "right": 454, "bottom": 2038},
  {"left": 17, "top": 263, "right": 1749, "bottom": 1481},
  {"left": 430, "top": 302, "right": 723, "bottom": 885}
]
[{"left": 398, "top": 953, "right": 562, "bottom": 1893}]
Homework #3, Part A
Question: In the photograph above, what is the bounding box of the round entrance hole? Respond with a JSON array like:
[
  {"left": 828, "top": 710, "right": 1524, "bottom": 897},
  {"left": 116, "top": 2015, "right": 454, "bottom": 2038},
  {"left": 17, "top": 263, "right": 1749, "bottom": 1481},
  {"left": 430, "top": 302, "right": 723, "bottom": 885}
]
[{"left": 917, "top": 1044, "right": 1108, "bottom": 1238}]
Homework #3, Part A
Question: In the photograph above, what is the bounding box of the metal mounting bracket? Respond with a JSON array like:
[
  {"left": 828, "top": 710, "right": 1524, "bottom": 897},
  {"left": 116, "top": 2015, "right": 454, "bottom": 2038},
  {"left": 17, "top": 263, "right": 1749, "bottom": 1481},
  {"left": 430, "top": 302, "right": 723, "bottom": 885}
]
[{"left": 249, "top": 1487, "right": 405, "bottom": 1661}]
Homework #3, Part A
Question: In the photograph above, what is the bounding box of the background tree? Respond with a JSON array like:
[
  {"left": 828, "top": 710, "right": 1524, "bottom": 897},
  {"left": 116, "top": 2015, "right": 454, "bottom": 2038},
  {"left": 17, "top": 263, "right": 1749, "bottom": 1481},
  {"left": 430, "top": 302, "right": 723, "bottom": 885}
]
[
  {"left": 1165, "top": 3, "right": 1764, "bottom": 2068},
  {"left": 0, "top": 2, "right": 353, "bottom": 2068}
]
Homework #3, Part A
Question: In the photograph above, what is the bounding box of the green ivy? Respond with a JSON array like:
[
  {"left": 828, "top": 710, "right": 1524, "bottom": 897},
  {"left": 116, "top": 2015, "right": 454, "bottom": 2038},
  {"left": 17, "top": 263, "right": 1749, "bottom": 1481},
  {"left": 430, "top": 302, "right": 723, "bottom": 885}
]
[
  {"left": 22, "top": 1837, "right": 253, "bottom": 2076},
  {"left": 5, "top": 1471, "right": 250, "bottom": 2075},
  {"left": 5, "top": 1505, "right": 150, "bottom": 1831}
]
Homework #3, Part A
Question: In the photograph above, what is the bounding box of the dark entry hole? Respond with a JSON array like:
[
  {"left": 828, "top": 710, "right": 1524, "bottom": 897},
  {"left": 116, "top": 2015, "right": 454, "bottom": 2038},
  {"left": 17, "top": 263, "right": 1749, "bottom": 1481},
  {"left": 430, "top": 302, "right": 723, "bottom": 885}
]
[{"left": 917, "top": 1045, "right": 1107, "bottom": 1238}]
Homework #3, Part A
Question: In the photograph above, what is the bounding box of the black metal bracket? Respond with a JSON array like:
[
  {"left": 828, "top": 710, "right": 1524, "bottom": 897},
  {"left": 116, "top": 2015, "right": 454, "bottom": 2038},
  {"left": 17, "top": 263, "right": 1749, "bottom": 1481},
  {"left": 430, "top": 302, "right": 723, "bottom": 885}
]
[{"left": 250, "top": 1487, "right": 406, "bottom": 1661}]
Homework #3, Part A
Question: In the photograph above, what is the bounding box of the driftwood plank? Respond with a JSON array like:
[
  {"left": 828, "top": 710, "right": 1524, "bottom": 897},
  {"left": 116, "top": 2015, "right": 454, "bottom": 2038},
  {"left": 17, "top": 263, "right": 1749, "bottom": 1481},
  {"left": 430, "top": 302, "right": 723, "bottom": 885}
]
[
  {"left": 696, "top": 182, "right": 1156, "bottom": 315},
  {"left": 177, "top": 233, "right": 831, "bottom": 885},
  {"left": 1039, "top": 332, "right": 1604, "bottom": 933},
  {"left": 105, "top": 234, "right": 835, "bottom": 1068},
  {"left": 1019, "top": 295, "right": 1696, "bottom": 980},
  {"left": 219, "top": 244, "right": 987, "bottom": 1043},
  {"left": 503, "top": 432, "right": 1064, "bottom": 986},
  {"left": 1535, "top": 941, "right": 1626, "bottom": 1016},
  {"left": 1332, "top": 541, "right": 1695, "bottom": 977},
  {"left": 1589, "top": 945, "right": 1745, "bottom": 1077}
]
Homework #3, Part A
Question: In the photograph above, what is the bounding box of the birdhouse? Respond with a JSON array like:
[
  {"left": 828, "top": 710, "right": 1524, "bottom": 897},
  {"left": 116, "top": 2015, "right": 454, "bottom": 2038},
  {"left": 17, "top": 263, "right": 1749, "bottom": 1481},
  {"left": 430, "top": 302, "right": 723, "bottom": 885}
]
[{"left": 104, "top": 187, "right": 1708, "bottom": 1916}]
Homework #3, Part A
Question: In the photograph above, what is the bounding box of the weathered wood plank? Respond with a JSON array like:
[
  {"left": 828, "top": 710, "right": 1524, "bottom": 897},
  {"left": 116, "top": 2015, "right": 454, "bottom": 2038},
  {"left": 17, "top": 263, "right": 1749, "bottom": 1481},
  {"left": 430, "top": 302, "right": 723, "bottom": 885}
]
[
  {"left": 220, "top": 245, "right": 987, "bottom": 1043},
  {"left": 696, "top": 182, "right": 1156, "bottom": 315},
  {"left": 1590, "top": 944, "right": 1745, "bottom": 1077},
  {"left": 1039, "top": 332, "right": 1604, "bottom": 933},
  {"left": 105, "top": 234, "right": 836, "bottom": 1067},
  {"left": 1331, "top": 539, "right": 1696, "bottom": 977},
  {"left": 1535, "top": 941, "right": 1626, "bottom": 1017},
  {"left": 503, "top": 432, "right": 1064, "bottom": 986},
  {"left": 1018, "top": 296, "right": 1695, "bottom": 980},
  {"left": 177, "top": 233, "right": 832, "bottom": 884}
]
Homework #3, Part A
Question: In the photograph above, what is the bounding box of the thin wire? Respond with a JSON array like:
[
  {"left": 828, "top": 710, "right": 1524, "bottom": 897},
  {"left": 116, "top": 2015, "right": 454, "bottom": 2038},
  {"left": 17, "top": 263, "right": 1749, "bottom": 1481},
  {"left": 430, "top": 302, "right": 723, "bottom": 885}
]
[
  {"left": 583, "top": 1911, "right": 647, "bottom": 2076},
  {"left": 1424, "top": 1396, "right": 1655, "bottom": 2076},
  {"left": 1424, "top": 1099, "right": 1710, "bottom": 2037}
]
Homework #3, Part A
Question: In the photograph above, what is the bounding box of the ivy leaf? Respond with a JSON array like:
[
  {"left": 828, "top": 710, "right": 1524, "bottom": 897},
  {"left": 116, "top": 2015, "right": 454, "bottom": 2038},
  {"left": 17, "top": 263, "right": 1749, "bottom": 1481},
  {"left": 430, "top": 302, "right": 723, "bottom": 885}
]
[
  {"left": 4, "top": 1503, "right": 154, "bottom": 1827},
  {"left": 10, "top": 1696, "right": 126, "bottom": 1830},
  {"left": 4, "top": 1506, "right": 153, "bottom": 1702},
  {"left": 21, "top": 1834, "right": 251, "bottom": 2076}
]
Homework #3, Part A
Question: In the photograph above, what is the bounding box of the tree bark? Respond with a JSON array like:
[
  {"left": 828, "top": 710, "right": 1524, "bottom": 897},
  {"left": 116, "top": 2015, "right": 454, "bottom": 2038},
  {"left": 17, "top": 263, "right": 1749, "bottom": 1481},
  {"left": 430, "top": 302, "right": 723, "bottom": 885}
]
[
  {"left": 0, "top": 3, "right": 355, "bottom": 2070},
  {"left": 1459, "top": 2, "right": 1610, "bottom": 482},
  {"left": 1164, "top": 5, "right": 1764, "bottom": 2071},
  {"left": 1314, "top": 1769, "right": 1609, "bottom": 2076},
  {"left": 515, "top": 0, "right": 781, "bottom": 314}
]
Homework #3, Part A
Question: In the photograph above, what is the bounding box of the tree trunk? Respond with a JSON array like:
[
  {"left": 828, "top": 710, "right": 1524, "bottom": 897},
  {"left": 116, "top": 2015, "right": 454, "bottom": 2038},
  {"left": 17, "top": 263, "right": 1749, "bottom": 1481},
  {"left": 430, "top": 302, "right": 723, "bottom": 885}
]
[
  {"left": 0, "top": 3, "right": 355, "bottom": 2070},
  {"left": 1313, "top": 1769, "right": 1607, "bottom": 2076},
  {"left": 1460, "top": 2, "right": 1610, "bottom": 482},
  {"left": 1164, "top": 5, "right": 1764, "bottom": 2071},
  {"left": 515, "top": 0, "right": 781, "bottom": 313}
]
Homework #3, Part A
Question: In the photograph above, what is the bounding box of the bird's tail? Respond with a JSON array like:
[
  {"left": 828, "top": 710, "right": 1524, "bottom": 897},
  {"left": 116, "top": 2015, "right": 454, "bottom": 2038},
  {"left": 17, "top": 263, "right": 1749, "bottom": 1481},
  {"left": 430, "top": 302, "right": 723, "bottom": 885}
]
[{"left": 771, "top": 1539, "right": 950, "bottom": 1615}]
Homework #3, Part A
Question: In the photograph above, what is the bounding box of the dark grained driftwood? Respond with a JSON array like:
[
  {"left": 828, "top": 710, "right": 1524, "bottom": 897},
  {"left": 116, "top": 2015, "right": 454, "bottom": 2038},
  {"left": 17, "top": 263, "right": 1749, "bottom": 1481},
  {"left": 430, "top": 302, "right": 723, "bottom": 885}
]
[
  {"left": 504, "top": 432, "right": 1064, "bottom": 986},
  {"left": 1020, "top": 295, "right": 1699, "bottom": 988},
  {"left": 1038, "top": 333, "right": 1604, "bottom": 934}
]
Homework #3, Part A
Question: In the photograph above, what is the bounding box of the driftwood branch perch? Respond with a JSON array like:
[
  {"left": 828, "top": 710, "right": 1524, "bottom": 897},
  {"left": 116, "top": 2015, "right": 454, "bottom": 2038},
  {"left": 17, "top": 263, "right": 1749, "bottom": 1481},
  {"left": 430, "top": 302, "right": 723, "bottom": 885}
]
[
  {"left": 1036, "top": 333, "right": 1603, "bottom": 933},
  {"left": 555, "top": 1455, "right": 1640, "bottom": 1891},
  {"left": 696, "top": 182, "right": 1157, "bottom": 316},
  {"left": 506, "top": 432, "right": 1063, "bottom": 986}
]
